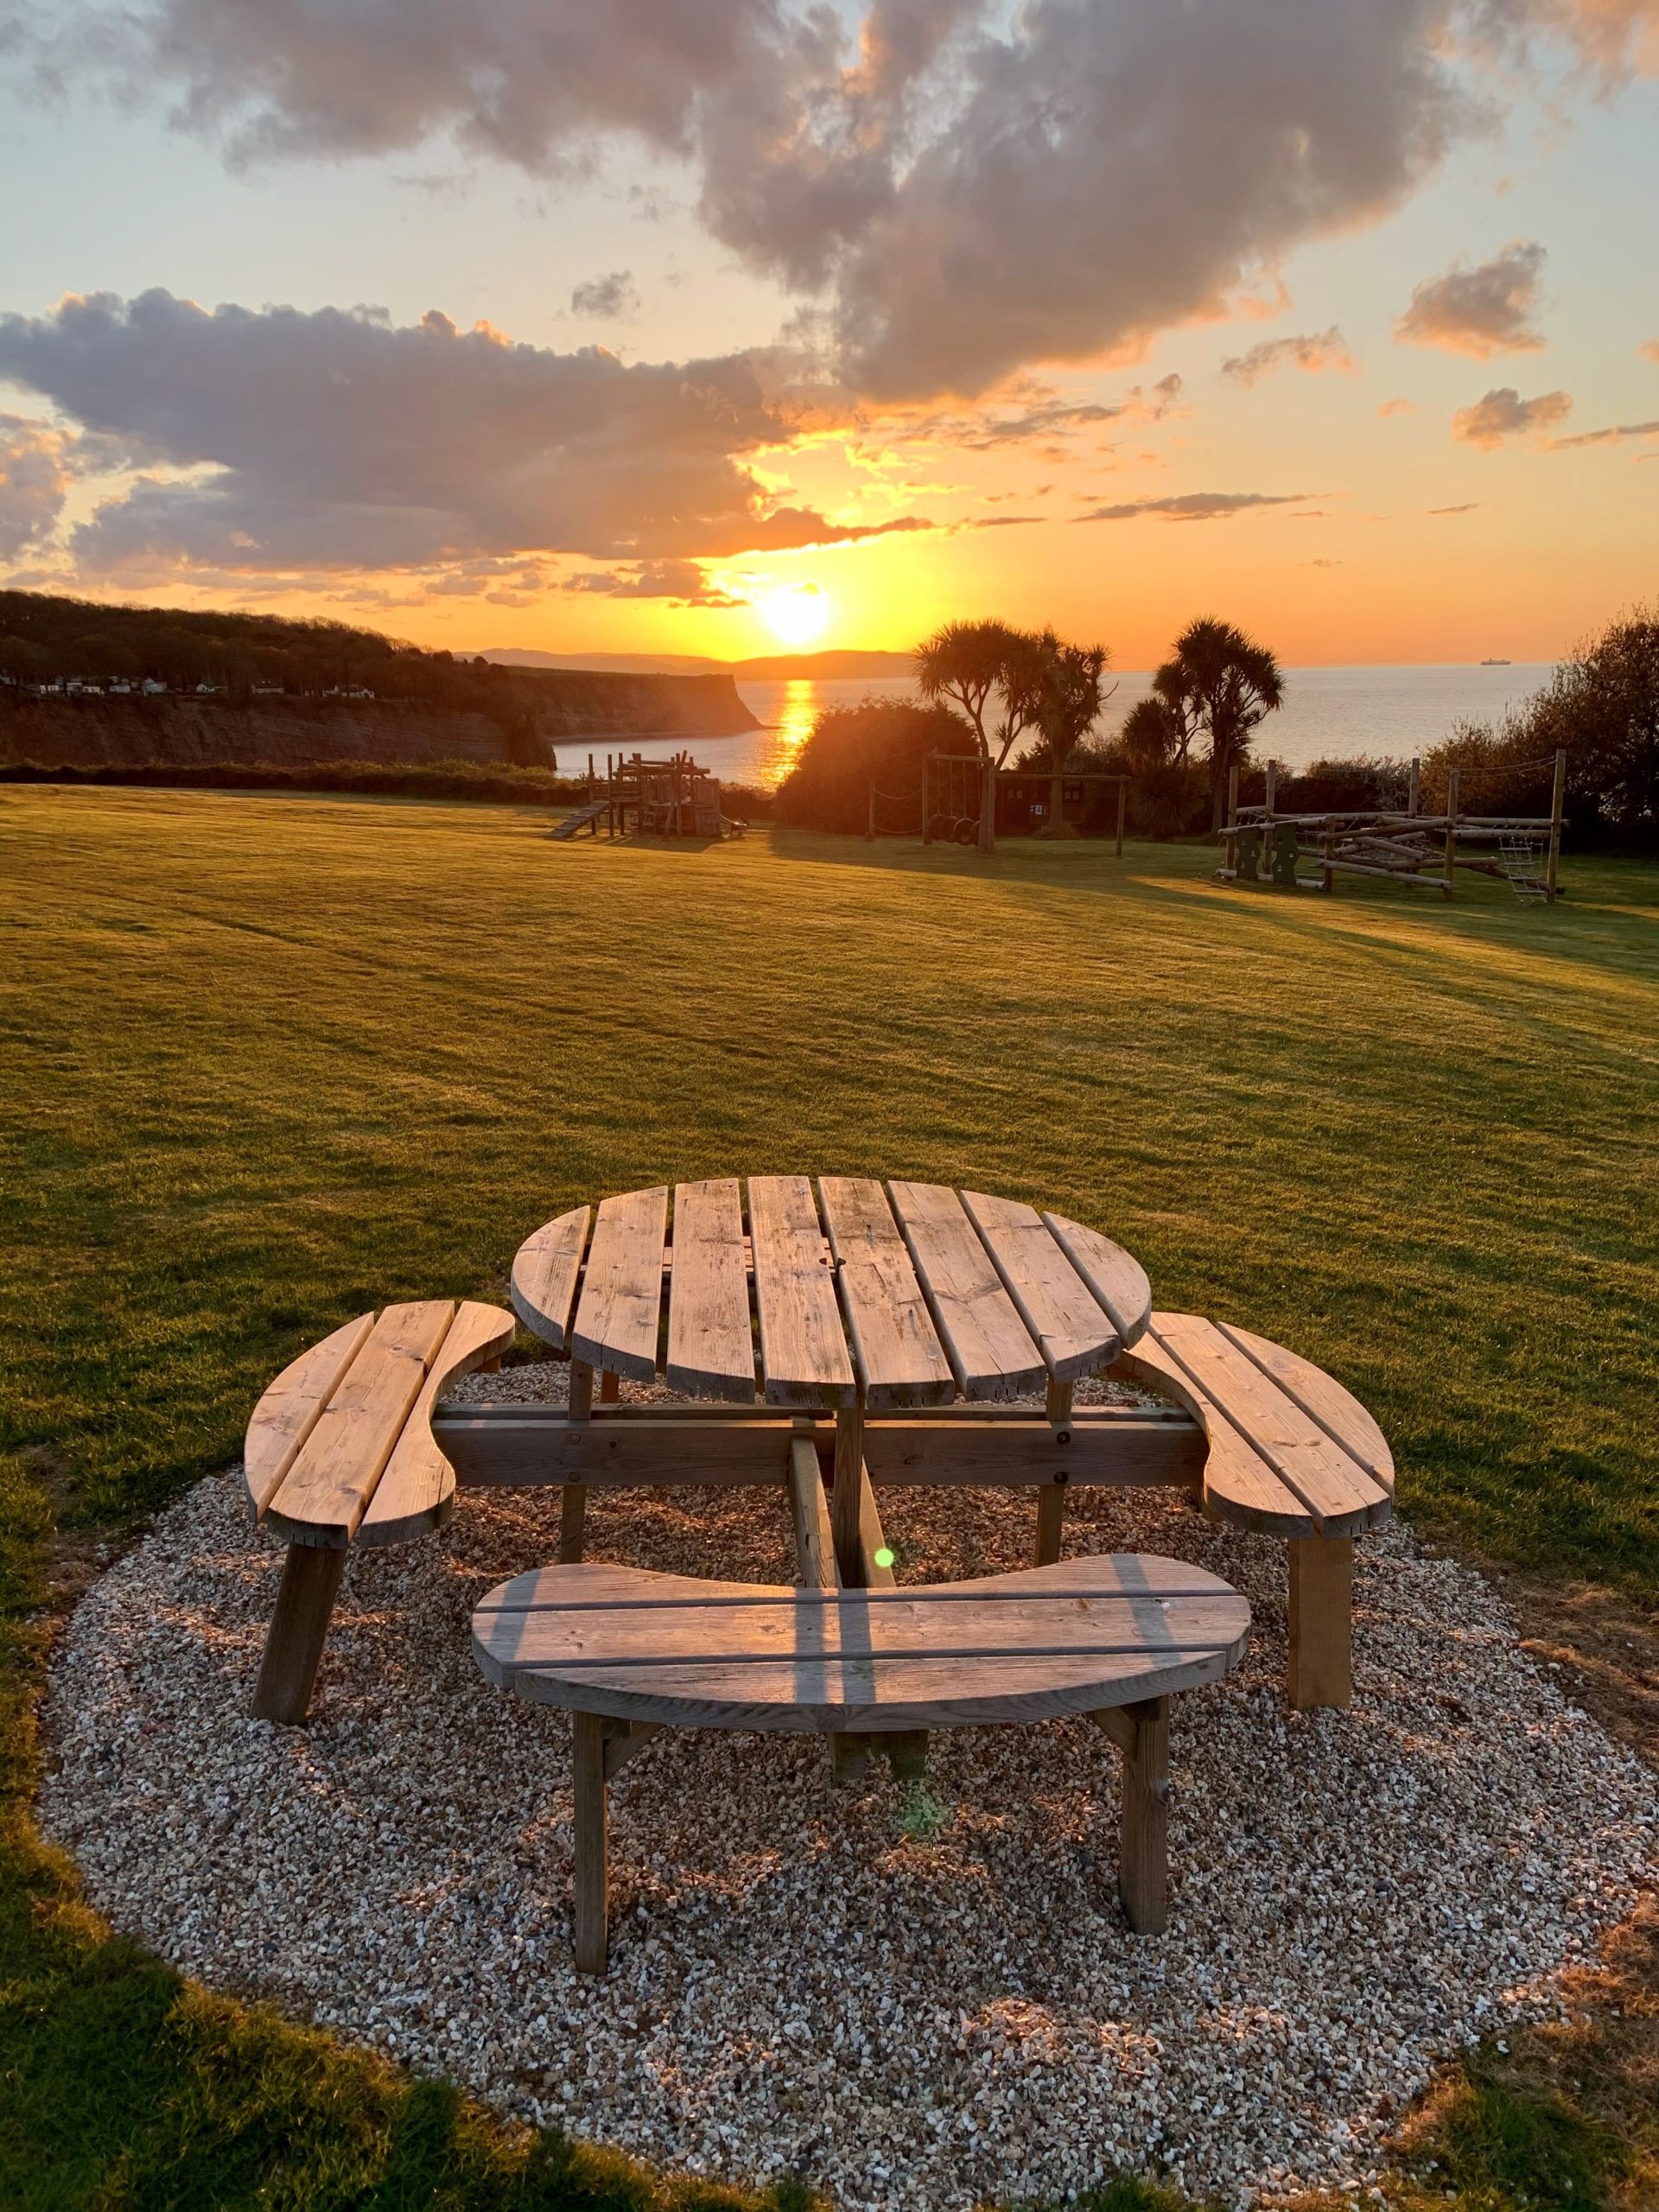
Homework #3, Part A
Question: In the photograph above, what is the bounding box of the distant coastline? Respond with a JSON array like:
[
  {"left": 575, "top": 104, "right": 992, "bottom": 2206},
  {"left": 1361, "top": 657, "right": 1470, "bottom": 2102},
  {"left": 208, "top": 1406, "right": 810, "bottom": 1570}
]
[{"left": 474, "top": 645, "right": 917, "bottom": 681}]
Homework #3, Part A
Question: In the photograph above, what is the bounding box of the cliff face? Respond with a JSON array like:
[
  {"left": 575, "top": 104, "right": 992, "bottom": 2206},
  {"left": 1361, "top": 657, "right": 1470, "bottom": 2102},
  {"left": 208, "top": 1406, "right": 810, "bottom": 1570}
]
[{"left": 0, "top": 671, "right": 757, "bottom": 772}]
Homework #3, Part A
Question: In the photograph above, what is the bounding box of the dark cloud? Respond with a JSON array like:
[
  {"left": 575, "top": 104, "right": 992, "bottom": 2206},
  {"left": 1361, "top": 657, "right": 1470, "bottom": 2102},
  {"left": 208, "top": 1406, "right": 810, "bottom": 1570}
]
[
  {"left": 1428, "top": 500, "right": 1481, "bottom": 512},
  {"left": 1451, "top": 385, "right": 1572, "bottom": 445},
  {"left": 1395, "top": 240, "right": 1548, "bottom": 355},
  {"left": 1074, "top": 489, "right": 1309, "bottom": 523},
  {"left": 0, "top": 290, "right": 930, "bottom": 573},
  {"left": 562, "top": 558, "right": 743, "bottom": 603},
  {"left": 1548, "top": 416, "right": 1659, "bottom": 448},
  {"left": 1220, "top": 327, "right": 1354, "bottom": 385},
  {"left": 13, "top": 2, "right": 1657, "bottom": 401},
  {"left": 569, "top": 270, "right": 638, "bottom": 319}
]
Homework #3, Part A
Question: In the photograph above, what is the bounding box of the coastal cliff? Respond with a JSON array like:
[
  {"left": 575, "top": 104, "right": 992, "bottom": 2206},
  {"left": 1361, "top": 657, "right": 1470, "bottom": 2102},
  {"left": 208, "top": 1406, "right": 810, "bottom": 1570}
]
[{"left": 0, "top": 671, "right": 759, "bottom": 772}]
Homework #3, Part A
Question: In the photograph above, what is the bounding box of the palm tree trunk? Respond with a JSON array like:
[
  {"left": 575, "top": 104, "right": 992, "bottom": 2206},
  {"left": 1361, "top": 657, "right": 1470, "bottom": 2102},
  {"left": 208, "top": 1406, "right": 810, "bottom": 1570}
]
[{"left": 978, "top": 755, "right": 997, "bottom": 854}]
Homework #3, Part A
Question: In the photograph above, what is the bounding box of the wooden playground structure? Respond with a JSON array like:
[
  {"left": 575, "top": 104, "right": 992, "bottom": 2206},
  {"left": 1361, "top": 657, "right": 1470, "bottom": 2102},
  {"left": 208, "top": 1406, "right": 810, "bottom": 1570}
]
[
  {"left": 865, "top": 754, "right": 1129, "bottom": 850},
  {"left": 551, "top": 750, "right": 744, "bottom": 842},
  {"left": 1218, "top": 750, "right": 1567, "bottom": 903}
]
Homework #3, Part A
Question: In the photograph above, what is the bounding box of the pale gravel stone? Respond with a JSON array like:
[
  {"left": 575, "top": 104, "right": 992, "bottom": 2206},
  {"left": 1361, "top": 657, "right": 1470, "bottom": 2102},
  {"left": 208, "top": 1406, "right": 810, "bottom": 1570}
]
[{"left": 41, "top": 1366, "right": 1656, "bottom": 2212}]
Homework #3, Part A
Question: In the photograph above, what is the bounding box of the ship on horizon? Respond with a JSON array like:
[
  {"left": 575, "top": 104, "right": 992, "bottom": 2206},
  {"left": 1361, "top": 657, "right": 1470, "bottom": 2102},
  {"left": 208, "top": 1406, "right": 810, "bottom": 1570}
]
[{"left": 1479, "top": 657, "right": 1512, "bottom": 665}]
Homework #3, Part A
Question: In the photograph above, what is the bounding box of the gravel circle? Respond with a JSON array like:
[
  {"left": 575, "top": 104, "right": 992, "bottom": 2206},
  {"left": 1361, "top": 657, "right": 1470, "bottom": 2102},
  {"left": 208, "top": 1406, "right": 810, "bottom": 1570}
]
[{"left": 41, "top": 1372, "right": 1656, "bottom": 2211}]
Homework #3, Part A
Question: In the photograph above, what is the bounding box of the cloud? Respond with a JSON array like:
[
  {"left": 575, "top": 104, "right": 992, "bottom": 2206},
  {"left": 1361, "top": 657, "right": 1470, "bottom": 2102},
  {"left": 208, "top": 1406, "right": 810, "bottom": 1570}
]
[
  {"left": 1220, "top": 327, "right": 1354, "bottom": 385},
  {"left": 1548, "top": 416, "right": 1659, "bottom": 448},
  {"left": 0, "top": 289, "right": 930, "bottom": 575},
  {"left": 1378, "top": 397, "right": 1417, "bottom": 416},
  {"left": 562, "top": 557, "right": 744, "bottom": 603},
  {"left": 1451, "top": 385, "right": 1572, "bottom": 445},
  {"left": 569, "top": 270, "right": 638, "bottom": 319},
  {"left": 1428, "top": 501, "right": 1481, "bottom": 512},
  {"left": 1074, "top": 489, "right": 1309, "bottom": 523},
  {"left": 0, "top": 414, "right": 74, "bottom": 560},
  {"left": 1395, "top": 240, "right": 1547, "bottom": 355},
  {"left": 1643, "top": 339, "right": 1659, "bottom": 365},
  {"left": 14, "top": 0, "right": 1659, "bottom": 403}
]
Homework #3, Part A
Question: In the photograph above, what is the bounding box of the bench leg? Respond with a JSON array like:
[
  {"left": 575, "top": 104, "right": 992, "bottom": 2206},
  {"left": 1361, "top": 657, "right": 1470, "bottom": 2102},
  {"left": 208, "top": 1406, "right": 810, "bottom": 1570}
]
[
  {"left": 252, "top": 1542, "right": 348, "bottom": 1725},
  {"left": 558, "top": 1485, "right": 588, "bottom": 1564},
  {"left": 1093, "top": 1697, "right": 1169, "bottom": 1932},
  {"left": 1288, "top": 1535, "right": 1354, "bottom": 1710},
  {"left": 573, "top": 1710, "right": 609, "bottom": 1974}
]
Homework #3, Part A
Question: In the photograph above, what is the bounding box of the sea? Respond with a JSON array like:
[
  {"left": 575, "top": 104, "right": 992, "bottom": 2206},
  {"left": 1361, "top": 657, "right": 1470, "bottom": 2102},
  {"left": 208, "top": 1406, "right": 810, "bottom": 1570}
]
[{"left": 565, "top": 663, "right": 1556, "bottom": 791}]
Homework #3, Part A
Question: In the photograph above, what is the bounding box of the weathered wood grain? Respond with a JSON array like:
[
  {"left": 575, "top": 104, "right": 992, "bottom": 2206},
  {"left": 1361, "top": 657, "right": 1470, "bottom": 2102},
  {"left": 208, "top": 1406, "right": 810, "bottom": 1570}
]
[
  {"left": 666, "top": 1179, "right": 756, "bottom": 1402},
  {"left": 819, "top": 1176, "right": 953, "bottom": 1408},
  {"left": 244, "top": 1312, "right": 374, "bottom": 1520},
  {"left": 888, "top": 1180, "right": 1045, "bottom": 1398},
  {"left": 359, "top": 1301, "right": 516, "bottom": 1548},
  {"left": 267, "top": 1301, "right": 454, "bottom": 1546},
  {"left": 748, "top": 1176, "right": 856, "bottom": 1407},
  {"left": 1043, "top": 1213, "right": 1154, "bottom": 1346},
  {"left": 510, "top": 1205, "right": 591, "bottom": 1350},
  {"left": 570, "top": 1187, "right": 668, "bottom": 1382},
  {"left": 961, "top": 1191, "right": 1116, "bottom": 1381}
]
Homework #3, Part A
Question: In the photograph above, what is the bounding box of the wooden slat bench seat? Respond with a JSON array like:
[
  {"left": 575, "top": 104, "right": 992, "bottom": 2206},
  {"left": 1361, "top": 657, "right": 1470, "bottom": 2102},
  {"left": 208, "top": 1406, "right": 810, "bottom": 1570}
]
[
  {"left": 1114, "top": 1313, "right": 1395, "bottom": 1709},
  {"left": 473, "top": 1552, "right": 1250, "bottom": 1971},
  {"left": 245, "top": 1299, "right": 515, "bottom": 1723}
]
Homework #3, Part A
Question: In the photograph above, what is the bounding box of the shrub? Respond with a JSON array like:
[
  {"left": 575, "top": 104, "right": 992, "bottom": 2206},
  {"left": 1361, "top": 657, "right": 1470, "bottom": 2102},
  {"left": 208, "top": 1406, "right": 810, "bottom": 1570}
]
[
  {"left": 1421, "top": 606, "right": 1659, "bottom": 848},
  {"left": 772, "top": 698, "right": 967, "bottom": 834}
]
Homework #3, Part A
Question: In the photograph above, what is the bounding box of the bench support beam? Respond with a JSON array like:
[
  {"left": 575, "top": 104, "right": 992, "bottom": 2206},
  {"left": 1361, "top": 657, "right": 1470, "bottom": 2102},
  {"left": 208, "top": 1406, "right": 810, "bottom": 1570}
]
[
  {"left": 1094, "top": 1696, "right": 1170, "bottom": 1932},
  {"left": 252, "top": 1542, "right": 347, "bottom": 1725},
  {"left": 573, "top": 1710, "right": 609, "bottom": 1973},
  {"left": 1034, "top": 1376, "right": 1073, "bottom": 1565},
  {"left": 560, "top": 1358, "right": 594, "bottom": 1562},
  {"left": 1288, "top": 1535, "right": 1354, "bottom": 1710}
]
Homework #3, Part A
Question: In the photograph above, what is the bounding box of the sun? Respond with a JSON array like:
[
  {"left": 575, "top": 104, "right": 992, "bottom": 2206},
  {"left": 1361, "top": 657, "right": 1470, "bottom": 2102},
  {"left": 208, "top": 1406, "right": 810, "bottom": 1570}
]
[{"left": 759, "top": 582, "right": 830, "bottom": 649}]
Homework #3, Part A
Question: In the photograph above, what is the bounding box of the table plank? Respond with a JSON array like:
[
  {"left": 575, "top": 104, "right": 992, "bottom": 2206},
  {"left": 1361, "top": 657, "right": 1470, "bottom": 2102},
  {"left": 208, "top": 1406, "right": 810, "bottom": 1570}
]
[
  {"left": 819, "top": 1177, "right": 954, "bottom": 1409},
  {"left": 269, "top": 1301, "right": 455, "bottom": 1543},
  {"left": 748, "top": 1176, "right": 855, "bottom": 1408},
  {"left": 511, "top": 1205, "right": 592, "bottom": 1350},
  {"left": 665, "top": 1179, "right": 756, "bottom": 1402},
  {"left": 570, "top": 1187, "right": 668, "bottom": 1382},
  {"left": 961, "top": 1190, "right": 1117, "bottom": 1381},
  {"left": 888, "top": 1181, "right": 1045, "bottom": 1399},
  {"left": 1217, "top": 1320, "right": 1394, "bottom": 1491},
  {"left": 1042, "top": 1213, "right": 1153, "bottom": 1346}
]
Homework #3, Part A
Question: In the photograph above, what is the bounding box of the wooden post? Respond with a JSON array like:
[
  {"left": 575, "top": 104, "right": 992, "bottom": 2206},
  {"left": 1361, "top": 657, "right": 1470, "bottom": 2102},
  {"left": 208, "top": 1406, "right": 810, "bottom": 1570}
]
[
  {"left": 1094, "top": 1699, "right": 1169, "bottom": 1932},
  {"left": 1321, "top": 816, "right": 1335, "bottom": 895},
  {"left": 832, "top": 1397, "right": 866, "bottom": 1586},
  {"left": 252, "top": 1542, "right": 348, "bottom": 1724},
  {"left": 1224, "top": 763, "right": 1238, "bottom": 879},
  {"left": 561, "top": 1357, "right": 594, "bottom": 1562},
  {"left": 1115, "top": 777, "right": 1127, "bottom": 858},
  {"left": 978, "top": 756, "right": 997, "bottom": 855},
  {"left": 1443, "top": 768, "right": 1459, "bottom": 900},
  {"left": 599, "top": 1366, "right": 620, "bottom": 1405},
  {"left": 1035, "top": 1376, "right": 1071, "bottom": 1565},
  {"left": 1288, "top": 1535, "right": 1354, "bottom": 1710},
  {"left": 1408, "top": 757, "right": 1421, "bottom": 817},
  {"left": 1547, "top": 747, "right": 1566, "bottom": 901},
  {"left": 1263, "top": 760, "right": 1277, "bottom": 842},
  {"left": 573, "top": 1710, "right": 609, "bottom": 1973}
]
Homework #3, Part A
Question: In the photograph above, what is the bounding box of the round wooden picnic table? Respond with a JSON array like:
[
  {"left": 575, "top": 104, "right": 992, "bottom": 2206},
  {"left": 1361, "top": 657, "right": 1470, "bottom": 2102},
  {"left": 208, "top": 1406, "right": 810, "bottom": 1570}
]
[{"left": 510, "top": 1177, "right": 1153, "bottom": 1581}]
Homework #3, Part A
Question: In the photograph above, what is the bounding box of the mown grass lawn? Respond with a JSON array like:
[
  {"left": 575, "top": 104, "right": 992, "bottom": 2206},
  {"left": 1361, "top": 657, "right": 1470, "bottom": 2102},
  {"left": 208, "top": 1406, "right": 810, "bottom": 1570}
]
[{"left": 2, "top": 784, "right": 1656, "bottom": 2209}]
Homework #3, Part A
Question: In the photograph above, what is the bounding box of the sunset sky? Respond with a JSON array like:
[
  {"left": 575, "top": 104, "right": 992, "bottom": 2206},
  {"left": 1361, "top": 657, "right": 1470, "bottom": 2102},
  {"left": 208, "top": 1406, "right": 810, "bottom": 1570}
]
[{"left": 1, "top": 0, "right": 1656, "bottom": 666}]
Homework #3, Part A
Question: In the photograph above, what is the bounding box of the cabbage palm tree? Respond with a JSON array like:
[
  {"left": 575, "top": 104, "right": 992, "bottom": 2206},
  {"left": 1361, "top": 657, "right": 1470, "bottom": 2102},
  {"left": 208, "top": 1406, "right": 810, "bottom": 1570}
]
[
  {"left": 916, "top": 618, "right": 1047, "bottom": 851},
  {"left": 1166, "top": 617, "right": 1285, "bottom": 829}
]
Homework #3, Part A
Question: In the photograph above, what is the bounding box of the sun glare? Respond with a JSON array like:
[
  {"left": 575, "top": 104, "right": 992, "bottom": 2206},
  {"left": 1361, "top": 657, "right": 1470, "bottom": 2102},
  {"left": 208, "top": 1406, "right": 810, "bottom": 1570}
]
[{"left": 760, "top": 582, "right": 830, "bottom": 649}]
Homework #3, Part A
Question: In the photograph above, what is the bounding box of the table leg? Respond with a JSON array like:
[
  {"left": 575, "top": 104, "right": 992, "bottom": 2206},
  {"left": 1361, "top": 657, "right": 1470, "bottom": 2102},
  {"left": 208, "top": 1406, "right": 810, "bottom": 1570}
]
[
  {"left": 561, "top": 1357, "right": 594, "bottom": 1563},
  {"left": 832, "top": 1396, "right": 866, "bottom": 1586},
  {"left": 1288, "top": 1535, "right": 1354, "bottom": 1709},
  {"left": 573, "top": 1710, "right": 609, "bottom": 1973},
  {"left": 252, "top": 1542, "right": 348, "bottom": 1725},
  {"left": 1035, "top": 1376, "right": 1072, "bottom": 1565}
]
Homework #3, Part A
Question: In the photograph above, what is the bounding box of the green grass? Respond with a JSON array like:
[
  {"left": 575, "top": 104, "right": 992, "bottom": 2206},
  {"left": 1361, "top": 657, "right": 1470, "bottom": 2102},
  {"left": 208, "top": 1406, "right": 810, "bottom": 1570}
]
[{"left": 2, "top": 785, "right": 1656, "bottom": 2208}]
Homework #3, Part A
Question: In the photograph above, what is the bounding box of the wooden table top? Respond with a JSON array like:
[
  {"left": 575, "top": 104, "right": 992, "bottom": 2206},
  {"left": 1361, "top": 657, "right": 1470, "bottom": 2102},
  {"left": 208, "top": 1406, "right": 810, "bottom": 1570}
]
[
  {"left": 472, "top": 1553, "right": 1249, "bottom": 1731},
  {"left": 511, "top": 1178, "right": 1151, "bottom": 1409}
]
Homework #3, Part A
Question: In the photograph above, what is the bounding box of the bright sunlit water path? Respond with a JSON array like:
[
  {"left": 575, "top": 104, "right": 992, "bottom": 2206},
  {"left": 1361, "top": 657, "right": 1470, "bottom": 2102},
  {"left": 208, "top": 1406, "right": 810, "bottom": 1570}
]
[{"left": 653, "top": 664, "right": 1559, "bottom": 791}]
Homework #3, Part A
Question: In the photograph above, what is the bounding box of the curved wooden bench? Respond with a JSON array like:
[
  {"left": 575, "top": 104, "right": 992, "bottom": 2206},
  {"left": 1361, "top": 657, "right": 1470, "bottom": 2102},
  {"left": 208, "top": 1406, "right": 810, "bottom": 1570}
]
[
  {"left": 474, "top": 1551, "right": 1249, "bottom": 1969},
  {"left": 1114, "top": 1313, "right": 1395, "bottom": 1710},
  {"left": 246, "top": 1299, "right": 515, "bottom": 1723}
]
